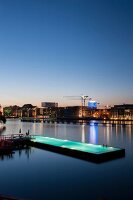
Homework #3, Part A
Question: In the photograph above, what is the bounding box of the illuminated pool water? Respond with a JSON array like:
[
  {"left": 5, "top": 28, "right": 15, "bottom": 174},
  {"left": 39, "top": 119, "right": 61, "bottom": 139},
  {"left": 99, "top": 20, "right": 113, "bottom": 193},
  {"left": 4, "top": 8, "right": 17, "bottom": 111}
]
[{"left": 31, "top": 135, "right": 123, "bottom": 155}]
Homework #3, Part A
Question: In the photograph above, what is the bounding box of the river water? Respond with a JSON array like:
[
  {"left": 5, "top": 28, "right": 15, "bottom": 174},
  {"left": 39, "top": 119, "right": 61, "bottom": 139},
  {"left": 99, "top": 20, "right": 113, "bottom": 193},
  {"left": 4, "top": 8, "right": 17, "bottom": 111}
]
[{"left": 0, "top": 119, "right": 133, "bottom": 200}]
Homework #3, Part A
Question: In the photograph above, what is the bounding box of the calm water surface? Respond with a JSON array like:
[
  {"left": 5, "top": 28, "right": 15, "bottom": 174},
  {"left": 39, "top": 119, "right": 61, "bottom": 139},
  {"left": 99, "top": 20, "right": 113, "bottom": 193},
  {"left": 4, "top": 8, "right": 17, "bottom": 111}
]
[{"left": 0, "top": 119, "right": 133, "bottom": 200}]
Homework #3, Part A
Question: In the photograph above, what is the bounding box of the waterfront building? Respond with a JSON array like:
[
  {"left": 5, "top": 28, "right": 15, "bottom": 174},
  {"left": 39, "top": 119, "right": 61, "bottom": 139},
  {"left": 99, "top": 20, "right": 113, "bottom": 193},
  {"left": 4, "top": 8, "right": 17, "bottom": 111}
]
[
  {"left": 41, "top": 102, "right": 58, "bottom": 108},
  {"left": 4, "top": 103, "right": 133, "bottom": 121},
  {"left": 92, "top": 108, "right": 111, "bottom": 119},
  {"left": 21, "top": 104, "right": 36, "bottom": 118},
  {"left": 57, "top": 106, "right": 111, "bottom": 120},
  {"left": 3, "top": 105, "right": 20, "bottom": 117},
  {"left": 3, "top": 104, "right": 37, "bottom": 118},
  {"left": 111, "top": 104, "right": 133, "bottom": 120},
  {"left": 57, "top": 106, "right": 93, "bottom": 119},
  {"left": 42, "top": 107, "right": 58, "bottom": 119},
  {"left": 31, "top": 107, "right": 44, "bottom": 118}
]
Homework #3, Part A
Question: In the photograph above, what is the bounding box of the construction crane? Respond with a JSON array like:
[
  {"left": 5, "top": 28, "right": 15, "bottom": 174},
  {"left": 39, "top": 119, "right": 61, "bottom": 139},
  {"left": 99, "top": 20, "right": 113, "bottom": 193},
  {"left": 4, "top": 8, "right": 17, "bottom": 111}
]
[
  {"left": 63, "top": 95, "right": 91, "bottom": 107},
  {"left": 63, "top": 95, "right": 92, "bottom": 118},
  {"left": 81, "top": 95, "right": 91, "bottom": 107}
]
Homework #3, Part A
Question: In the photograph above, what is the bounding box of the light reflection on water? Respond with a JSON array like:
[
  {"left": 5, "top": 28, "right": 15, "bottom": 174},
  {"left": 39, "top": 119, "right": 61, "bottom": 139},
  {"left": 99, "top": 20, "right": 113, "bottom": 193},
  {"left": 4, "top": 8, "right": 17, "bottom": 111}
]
[
  {"left": 81, "top": 124, "right": 85, "bottom": 143},
  {"left": 0, "top": 119, "right": 133, "bottom": 200},
  {"left": 1, "top": 119, "right": 133, "bottom": 147},
  {"left": 89, "top": 124, "right": 98, "bottom": 144}
]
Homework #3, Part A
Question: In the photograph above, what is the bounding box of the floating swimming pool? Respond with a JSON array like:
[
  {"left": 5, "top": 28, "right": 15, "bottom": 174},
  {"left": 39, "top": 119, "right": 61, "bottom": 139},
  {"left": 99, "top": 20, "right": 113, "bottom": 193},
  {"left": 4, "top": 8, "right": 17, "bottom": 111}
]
[{"left": 30, "top": 136, "right": 125, "bottom": 163}]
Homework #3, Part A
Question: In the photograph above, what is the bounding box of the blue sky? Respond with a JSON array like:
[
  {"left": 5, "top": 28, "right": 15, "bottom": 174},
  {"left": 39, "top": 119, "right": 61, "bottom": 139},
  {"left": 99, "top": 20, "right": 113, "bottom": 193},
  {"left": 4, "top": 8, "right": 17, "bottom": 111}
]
[{"left": 0, "top": 0, "right": 133, "bottom": 107}]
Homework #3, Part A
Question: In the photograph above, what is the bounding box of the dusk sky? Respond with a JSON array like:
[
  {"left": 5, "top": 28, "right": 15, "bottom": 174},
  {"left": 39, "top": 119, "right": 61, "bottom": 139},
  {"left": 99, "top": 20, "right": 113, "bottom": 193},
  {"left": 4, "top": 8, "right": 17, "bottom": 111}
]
[{"left": 0, "top": 0, "right": 133, "bottom": 107}]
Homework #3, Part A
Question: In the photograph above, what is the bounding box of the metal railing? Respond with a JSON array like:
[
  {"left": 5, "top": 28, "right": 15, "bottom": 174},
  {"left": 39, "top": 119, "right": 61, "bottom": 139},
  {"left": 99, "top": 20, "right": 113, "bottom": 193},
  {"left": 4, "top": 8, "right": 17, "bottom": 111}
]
[{"left": 0, "top": 134, "right": 31, "bottom": 141}]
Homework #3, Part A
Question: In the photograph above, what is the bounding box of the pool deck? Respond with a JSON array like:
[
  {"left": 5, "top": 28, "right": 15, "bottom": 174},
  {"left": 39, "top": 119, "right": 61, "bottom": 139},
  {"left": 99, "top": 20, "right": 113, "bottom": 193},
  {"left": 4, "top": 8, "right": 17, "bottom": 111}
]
[
  {"left": 0, "top": 134, "right": 125, "bottom": 163},
  {"left": 30, "top": 136, "right": 125, "bottom": 163}
]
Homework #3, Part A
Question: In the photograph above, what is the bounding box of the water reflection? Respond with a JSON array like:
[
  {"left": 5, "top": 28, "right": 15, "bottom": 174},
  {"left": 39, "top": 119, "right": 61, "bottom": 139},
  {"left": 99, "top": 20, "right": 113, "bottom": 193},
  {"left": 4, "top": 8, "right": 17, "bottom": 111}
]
[
  {"left": 106, "top": 125, "right": 110, "bottom": 144},
  {"left": 54, "top": 123, "right": 57, "bottom": 138},
  {"left": 17, "top": 147, "right": 32, "bottom": 160},
  {"left": 89, "top": 125, "right": 98, "bottom": 144},
  {"left": 0, "top": 147, "right": 32, "bottom": 161},
  {"left": 81, "top": 124, "right": 85, "bottom": 143},
  {"left": 0, "top": 120, "right": 133, "bottom": 200},
  {"left": 2, "top": 119, "right": 133, "bottom": 148},
  {"left": 0, "top": 153, "right": 14, "bottom": 161}
]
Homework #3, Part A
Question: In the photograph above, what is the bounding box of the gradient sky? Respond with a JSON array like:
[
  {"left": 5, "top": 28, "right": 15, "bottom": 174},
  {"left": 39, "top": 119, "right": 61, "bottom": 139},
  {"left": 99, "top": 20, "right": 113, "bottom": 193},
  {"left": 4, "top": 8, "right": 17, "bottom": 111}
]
[{"left": 0, "top": 0, "right": 133, "bottom": 107}]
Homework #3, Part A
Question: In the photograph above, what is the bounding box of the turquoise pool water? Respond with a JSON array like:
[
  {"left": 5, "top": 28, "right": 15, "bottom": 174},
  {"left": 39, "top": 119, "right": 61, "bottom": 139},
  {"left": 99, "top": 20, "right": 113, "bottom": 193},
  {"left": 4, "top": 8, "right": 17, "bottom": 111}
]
[{"left": 31, "top": 136, "right": 121, "bottom": 154}]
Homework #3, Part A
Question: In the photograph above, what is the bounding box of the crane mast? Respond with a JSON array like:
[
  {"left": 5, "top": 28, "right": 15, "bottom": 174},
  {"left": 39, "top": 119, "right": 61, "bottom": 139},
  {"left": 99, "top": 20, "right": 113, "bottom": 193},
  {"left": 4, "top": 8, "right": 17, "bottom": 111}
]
[{"left": 63, "top": 95, "right": 92, "bottom": 118}]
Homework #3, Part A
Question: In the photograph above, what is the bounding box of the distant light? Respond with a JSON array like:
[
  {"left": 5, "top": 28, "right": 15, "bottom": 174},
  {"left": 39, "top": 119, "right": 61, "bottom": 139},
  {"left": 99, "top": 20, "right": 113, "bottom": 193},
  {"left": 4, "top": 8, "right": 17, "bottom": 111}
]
[{"left": 88, "top": 101, "right": 97, "bottom": 109}]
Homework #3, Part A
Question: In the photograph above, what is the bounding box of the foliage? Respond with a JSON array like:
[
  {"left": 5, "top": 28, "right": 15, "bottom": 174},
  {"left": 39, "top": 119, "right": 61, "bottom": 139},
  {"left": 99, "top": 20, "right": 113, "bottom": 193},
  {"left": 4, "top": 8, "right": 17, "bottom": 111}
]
[{"left": 4, "top": 108, "right": 12, "bottom": 116}]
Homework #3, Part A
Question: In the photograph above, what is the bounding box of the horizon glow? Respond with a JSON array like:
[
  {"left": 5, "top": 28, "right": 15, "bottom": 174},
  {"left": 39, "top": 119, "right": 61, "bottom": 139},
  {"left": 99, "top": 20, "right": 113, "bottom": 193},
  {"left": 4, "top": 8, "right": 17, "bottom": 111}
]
[{"left": 0, "top": 0, "right": 133, "bottom": 107}]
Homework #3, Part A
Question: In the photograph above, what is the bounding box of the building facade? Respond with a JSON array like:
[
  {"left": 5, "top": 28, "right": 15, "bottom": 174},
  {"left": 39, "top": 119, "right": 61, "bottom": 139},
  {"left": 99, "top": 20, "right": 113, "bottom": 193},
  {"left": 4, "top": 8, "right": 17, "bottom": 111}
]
[
  {"left": 57, "top": 106, "right": 94, "bottom": 119},
  {"left": 111, "top": 104, "right": 133, "bottom": 120},
  {"left": 41, "top": 102, "right": 58, "bottom": 108}
]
